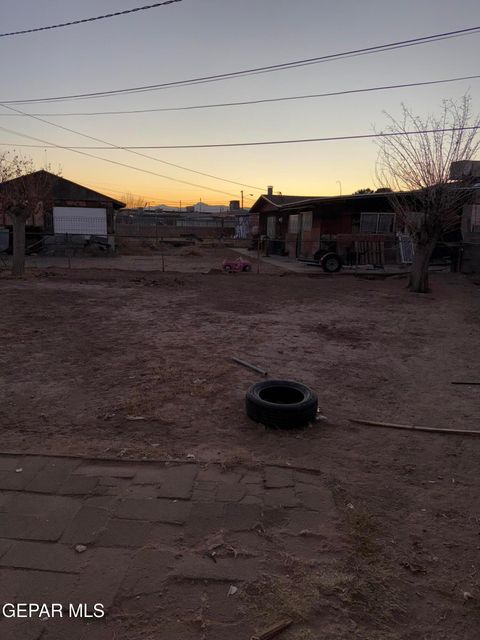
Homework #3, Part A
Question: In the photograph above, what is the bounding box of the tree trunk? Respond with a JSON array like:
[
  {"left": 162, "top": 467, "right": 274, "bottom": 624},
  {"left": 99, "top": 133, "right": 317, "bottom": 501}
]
[
  {"left": 12, "top": 215, "right": 26, "bottom": 276},
  {"left": 409, "top": 237, "right": 437, "bottom": 293}
]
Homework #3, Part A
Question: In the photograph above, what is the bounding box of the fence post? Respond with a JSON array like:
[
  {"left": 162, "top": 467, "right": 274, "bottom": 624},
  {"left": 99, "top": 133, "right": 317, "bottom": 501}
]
[{"left": 66, "top": 233, "right": 71, "bottom": 269}]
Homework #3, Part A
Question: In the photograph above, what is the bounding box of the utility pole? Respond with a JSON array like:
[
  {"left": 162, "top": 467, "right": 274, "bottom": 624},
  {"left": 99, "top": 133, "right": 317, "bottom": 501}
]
[{"left": 241, "top": 190, "right": 244, "bottom": 209}]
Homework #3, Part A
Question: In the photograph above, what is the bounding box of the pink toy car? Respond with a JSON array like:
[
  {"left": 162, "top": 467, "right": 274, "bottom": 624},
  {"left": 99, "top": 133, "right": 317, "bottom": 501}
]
[{"left": 222, "top": 257, "right": 252, "bottom": 272}]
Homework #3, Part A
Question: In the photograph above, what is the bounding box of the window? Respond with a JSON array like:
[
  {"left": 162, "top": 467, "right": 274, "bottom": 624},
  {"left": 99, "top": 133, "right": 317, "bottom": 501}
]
[
  {"left": 288, "top": 214, "right": 299, "bottom": 233},
  {"left": 301, "top": 211, "right": 312, "bottom": 231},
  {"left": 360, "top": 212, "right": 395, "bottom": 233},
  {"left": 266, "top": 215, "right": 277, "bottom": 238},
  {"left": 471, "top": 205, "right": 480, "bottom": 232}
]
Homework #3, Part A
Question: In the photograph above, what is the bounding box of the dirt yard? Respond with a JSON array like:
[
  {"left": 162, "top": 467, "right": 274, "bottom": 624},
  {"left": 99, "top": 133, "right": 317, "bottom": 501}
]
[{"left": 1, "top": 252, "right": 480, "bottom": 639}]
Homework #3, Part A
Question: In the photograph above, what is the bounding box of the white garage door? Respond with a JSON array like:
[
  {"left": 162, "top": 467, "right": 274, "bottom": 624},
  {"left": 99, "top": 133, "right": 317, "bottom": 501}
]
[{"left": 53, "top": 207, "right": 107, "bottom": 235}]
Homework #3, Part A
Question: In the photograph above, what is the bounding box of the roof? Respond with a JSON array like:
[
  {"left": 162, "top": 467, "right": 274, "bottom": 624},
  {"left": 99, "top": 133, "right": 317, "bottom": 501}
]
[
  {"left": 0, "top": 170, "right": 126, "bottom": 209},
  {"left": 249, "top": 194, "right": 315, "bottom": 213},
  {"left": 278, "top": 192, "right": 396, "bottom": 210}
]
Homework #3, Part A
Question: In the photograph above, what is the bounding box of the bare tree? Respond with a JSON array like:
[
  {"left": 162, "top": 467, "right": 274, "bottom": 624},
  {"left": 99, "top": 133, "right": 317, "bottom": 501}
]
[
  {"left": 0, "top": 153, "right": 53, "bottom": 276},
  {"left": 121, "top": 192, "right": 148, "bottom": 209},
  {"left": 375, "top": 94, "right": 480, "bottom": 292}
]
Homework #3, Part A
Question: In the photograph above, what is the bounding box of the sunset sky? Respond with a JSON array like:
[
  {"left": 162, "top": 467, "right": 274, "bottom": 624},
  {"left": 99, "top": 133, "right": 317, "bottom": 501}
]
[{"left": 1, "top": 0, "right": 479, "bottom": 207}]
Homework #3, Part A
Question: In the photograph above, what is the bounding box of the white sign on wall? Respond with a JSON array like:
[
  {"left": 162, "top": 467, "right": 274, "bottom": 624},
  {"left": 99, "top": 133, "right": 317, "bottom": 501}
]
[{"left": 53, "top": 207, "right": 107, "bottom": 235}]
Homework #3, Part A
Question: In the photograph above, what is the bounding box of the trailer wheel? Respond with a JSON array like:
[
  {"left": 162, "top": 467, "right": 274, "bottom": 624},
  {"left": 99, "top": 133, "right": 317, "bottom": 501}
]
[
  {"left": 246, "top": 379, "right": 318, "bottom": 429},
  {"left": 243, "top": 265, "right": 252, "bottom": 272},
  {"left": 321, "top": 252, "right": 342, "bottom": 273}
]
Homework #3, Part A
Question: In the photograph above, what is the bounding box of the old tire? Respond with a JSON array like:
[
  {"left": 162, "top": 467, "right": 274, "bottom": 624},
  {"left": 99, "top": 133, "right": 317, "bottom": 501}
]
[
  {"left": 321, "top": 252, "right": 342, "bottom": 273},
  {"left": 245, "top": 379, "right": 318, "bottom": 429}
]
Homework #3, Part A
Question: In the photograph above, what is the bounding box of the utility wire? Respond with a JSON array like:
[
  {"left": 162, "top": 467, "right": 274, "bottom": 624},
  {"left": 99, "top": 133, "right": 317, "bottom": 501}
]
[
  {"left": 0, "top": 124, "right": 240, "bottom": 197},
  {"left": 0, "top": 102, "right": 264, "bottom": 192},
  {"left": 83, "top": 183, "right": 238, "bottom": 205},
  {"left": 2, "top": 25, "right": 480, "bottom": 104},
  {"left": 0, "top": 73, "right": 478, "bottom": 117},
  {"left": 2, "top": 126, "right": 478, "bottom": 149},
  {"left": 84, "top": 181, "right": 253, "bottom": 204},
  {"left": 0, "top": 1, "right": 183, "bottom": 38}
]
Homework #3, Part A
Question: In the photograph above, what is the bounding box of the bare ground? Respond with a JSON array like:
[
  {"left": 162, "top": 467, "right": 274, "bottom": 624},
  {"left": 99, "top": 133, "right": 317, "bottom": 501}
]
[{"left": 1, "top": 251, "right": 479, "bottom": 639}]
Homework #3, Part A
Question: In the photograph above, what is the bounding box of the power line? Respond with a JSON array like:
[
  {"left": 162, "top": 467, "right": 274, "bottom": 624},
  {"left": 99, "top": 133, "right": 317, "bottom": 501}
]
[
  {"left": 0, "top": 124, "right": 240, "bottom": 197},
  {"left": 82, "top": 182, "right": 254, "bottom": 204},
  {"left": 2, "top": 25, "right": 480, "bottom": 104},
  {"left": 2, "top": 126, "right": 478, "bottom": 149},
  {"left": 0, "top": 1, "right": 183, "bottom": 38},
  {"left": 0, "top": 73, "right": 477, "bottom": 117},
  {"left": 0, "top": 102, "right": 264, "bottom": 192}
]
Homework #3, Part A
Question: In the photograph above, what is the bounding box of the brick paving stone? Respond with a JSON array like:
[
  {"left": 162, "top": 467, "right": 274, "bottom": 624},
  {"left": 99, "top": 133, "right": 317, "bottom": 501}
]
[
  {"left": 262, "top": 507, "right": 289, "bottom": 529},
  {"left": 41, "top": 458, "right": 83, "bottom": 473},
  {"left": 265, "top": 466, "right": 294, "bottom": 488},
  {"left": 148, "top": 523, "right": 184, "bottom": 547},
  {"left": 0, "top": 492, "right": 11, "bottom": 510},
  {"left": 0, "top": 513, "right": 71, "bottom": 542},
  {"left": 95, "top": 477, "right": 132, "bottom": 496},
  {"left": 97, "top": 519, "right": 155, "bottom": 547},
  {"left": 0, "top": 493, "right": 81, "bottom": 542},
  {"left": 132, "top": 465, "right": 167, "bottom": 484},
  {"left": 3, "top": 492, "right": 80, "bottom": 518},
  {"left": 0, "top": 458, "right": 48, "bottom": 491},
  {"left": 61, "top": 507, "right": 111, "bottom": 545},
  {"left": 156, "top": 464, "right": 198, "bottom": 499},
  {"left": 73, "top": 463, "right": 140, "bottom": 478},
  {"left": 120, "top": 549, "right": 176, "bottom": 597},
  {"left": 0, "top": 469, "right": 43, "bottom": 491},
  {"left": 240, "top": 471, "right": 263, "bottom": 485},
  {"left": 58, "top": 475, "right": 100, "bottom": 495},
  {"left": 13, "top": 457, "right": 47, "bottom": 474},
  {"left": 0, "top": 619, "right": 44, "bottom": 640},
  {"left": 25, "top": 468, "right": 73, "bottom": 494},
  {"left": 124, "top": 484, "right": 162, "bottom": 499},
  {"left": 15, "top": 568, "right": 79, "bottom": 603},
  {"left": 0, "top": 538, "right": 12, "bottom": 558},
  {"left": 71, "top": 548, "right": 132, "bottom": 611},
  {"left": 295, "top": 485, "right": 336, "bottom": 512},
  {"left": 0, "top": 541, "right": 84, "bottom": 573},
  {"left": 115, "top": 498, "right": 191, "bottom": 523},
  {"left": 174, "top": 554, "right": 260, "bottom": 582},
  {"left": 240, "top": 496, "right": 262, "bottom": 505},
  {"left": 295, "top": 470, "right": 324, "bottom": 486},
  {"left": 83, "top": 496, "right": 118, "bottom": 509},
  {"left": 41, "top": 621, "right": 118, "bottom": 640},
  {"left": 264, "top": 488, "right": 298, "bottom": 508},
  {"left": 216, "top": 482, "right": 246, "bottom": 503},
  {"left": 184, "top": 502, "right": 225, "bottom": 542},
  {"left": 244, "top": 483, "right": 263, "bottom": 497},
  {"left": 224, "top": 503, "right": 262, "bottom": 531},
  {"left": 0, "top": 456, "right": 22, "bottom": 471},
  {"left": 192, "top": 480, "right": 218, "bottom": 502},
  {"left": 0, "top": 567, "right": 23, "bottom": 602}
]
